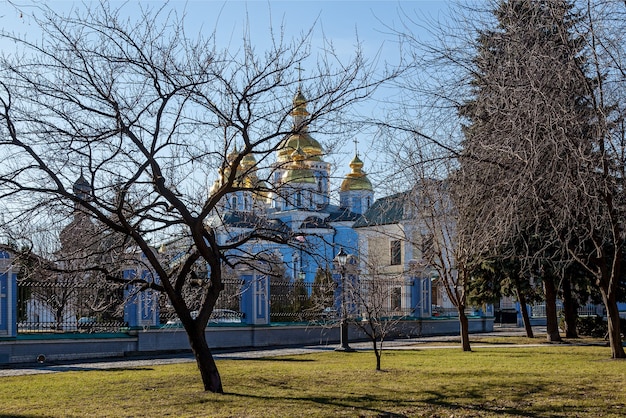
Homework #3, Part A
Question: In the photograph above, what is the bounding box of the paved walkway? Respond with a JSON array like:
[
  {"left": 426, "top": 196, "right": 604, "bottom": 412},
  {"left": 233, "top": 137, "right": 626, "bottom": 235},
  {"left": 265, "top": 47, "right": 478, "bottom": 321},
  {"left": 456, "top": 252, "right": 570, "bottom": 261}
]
[{"left": 0, "top": 327, "right": 543, "bottom": 377}]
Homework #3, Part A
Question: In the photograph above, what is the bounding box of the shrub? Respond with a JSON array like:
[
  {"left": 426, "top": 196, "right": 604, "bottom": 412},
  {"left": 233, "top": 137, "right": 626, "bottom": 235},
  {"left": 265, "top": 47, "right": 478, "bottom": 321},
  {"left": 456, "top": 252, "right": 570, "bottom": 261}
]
[{"left": 576, "top": 316, "right": 607, "bottom": 338}]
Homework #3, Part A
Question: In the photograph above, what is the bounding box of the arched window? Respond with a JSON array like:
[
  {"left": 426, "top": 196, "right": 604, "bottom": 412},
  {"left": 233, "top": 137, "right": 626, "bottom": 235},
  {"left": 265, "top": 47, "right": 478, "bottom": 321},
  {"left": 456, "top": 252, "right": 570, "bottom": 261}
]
[
  {"left": 230, "top": 195, "right": 238, "bottom": 210},
  {"left": 296, "top": 191, "right": 302, "bottom": 207}
]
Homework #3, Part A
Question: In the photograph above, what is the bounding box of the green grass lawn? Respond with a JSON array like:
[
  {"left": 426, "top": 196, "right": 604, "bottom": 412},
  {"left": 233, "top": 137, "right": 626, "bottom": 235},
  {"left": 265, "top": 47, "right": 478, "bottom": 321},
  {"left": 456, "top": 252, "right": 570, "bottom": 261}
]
[{"left": 1, "top": 345, "right": 624, "bottom": 417}]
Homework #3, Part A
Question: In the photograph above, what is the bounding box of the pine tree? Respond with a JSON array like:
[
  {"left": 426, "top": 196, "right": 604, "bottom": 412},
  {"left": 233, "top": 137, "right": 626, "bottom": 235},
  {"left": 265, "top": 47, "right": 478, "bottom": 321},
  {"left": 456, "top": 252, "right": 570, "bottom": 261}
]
[{"left": 457, "top": 0, "right": 620, "bottom": 347}]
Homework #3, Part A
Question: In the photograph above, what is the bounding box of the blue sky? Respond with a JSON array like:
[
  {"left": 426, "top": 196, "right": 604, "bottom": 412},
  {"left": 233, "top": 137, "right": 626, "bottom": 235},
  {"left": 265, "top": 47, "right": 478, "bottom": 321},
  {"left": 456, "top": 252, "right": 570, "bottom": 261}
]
[{"left": 0, "top": 0, "right": 455, "bottom": 192}]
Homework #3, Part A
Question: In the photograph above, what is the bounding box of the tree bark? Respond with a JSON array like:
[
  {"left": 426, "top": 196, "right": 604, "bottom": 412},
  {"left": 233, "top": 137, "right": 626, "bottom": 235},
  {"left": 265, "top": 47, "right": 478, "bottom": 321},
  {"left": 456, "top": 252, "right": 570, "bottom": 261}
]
[
  {"left": 373, "top": 343, "right": 381, "bottom": 371},
  {"left": 543, "top": 277, "right": 561, "bottom": 342},
  {"left": 458, "top": 308, "right": 471, "bottom": 351},
  {"left": 515, "top": 285, "right": 534, "bottom": 339},
  {"left": 600, "top": 286, "right": 626, "bottom": 359},
  {"left": 561, "top": 275, "right": 578, "bottom": 338},
  {"left": 188, "top": 326, "right": 223, "bottom": 393}
]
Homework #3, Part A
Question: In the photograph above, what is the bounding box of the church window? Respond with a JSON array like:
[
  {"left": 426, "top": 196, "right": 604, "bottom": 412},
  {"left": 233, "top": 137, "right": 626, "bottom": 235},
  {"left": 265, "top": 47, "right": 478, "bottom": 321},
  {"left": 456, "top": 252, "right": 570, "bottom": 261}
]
[
  {"left": 296, "top": 191, "right": 302, "bottom": 207},
  {"left": 390, "top": 240, "right": 402, "bottom": 266},
  {"left": 230, "top": 195, "right": 238, "bottom": 210}
]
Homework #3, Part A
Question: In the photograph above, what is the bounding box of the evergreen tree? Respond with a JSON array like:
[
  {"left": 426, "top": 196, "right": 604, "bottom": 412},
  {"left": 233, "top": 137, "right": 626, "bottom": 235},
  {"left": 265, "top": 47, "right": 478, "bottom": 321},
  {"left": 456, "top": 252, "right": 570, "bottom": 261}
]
[{"left": 457, "top": 0, "right": 606, "bottom": 343}]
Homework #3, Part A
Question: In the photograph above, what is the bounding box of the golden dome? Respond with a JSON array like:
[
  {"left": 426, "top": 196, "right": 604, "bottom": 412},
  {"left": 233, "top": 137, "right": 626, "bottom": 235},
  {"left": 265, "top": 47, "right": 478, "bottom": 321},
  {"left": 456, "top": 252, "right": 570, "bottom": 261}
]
[
  {"left": 241, "top": 152, "right": 256, "bottom": 168},
  {"left": 340, "top": 154, "right": 373, "bottom": 192},
  {"left": 282, "top": 166, "right": 316, "bottom": 185},
  {"left": 278, "top": 132, "right": 323, "bottom": 162},
  {"left": 281, "top": 145, "right": 316, "bottom": 185},
  {"left": 278, "top": 88, "right": 324, "bottom": 162},
  {"left": 292, "top": 88, "right": 309, "bottom": 118},
  {"left": 291, "top": 145, "right": 307, "bottom": 162},
  {"left": 211, "top": 146, "right": 262, "bottom": 194}
]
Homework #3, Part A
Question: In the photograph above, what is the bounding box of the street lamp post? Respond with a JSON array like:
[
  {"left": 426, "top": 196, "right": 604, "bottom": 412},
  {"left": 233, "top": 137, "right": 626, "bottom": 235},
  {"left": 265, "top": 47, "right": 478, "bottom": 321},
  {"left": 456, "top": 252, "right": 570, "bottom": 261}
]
[{"left": 334, "top": 247, "right": 354, "bottom": 352}]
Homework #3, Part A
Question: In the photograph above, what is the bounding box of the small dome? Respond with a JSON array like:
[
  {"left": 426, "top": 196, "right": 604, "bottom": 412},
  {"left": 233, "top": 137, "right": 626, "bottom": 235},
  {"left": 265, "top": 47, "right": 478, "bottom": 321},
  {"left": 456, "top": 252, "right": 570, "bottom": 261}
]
[
  {"left": 278, "top": 88, "right": 324, "bottom": 162},
  {"left": 209, "top": 168, "right": 225, "bottom": 196},
  {"left": 278, "top": 132, "right": 323, "bottom": 162},
  {"left": 293, "top": 88, "right": 307, "bottom": 107},
  {"left": 241, "top": 153, "right": 257, "bottom": 168},
  {"left": 222, "top": 146, "right": 262, "bottom": 189},
  {"left": 340, "top": 154, "right": 373, "bottom": 192},
  {"left": 73, "top": 174, "right": 92, "bottom": 201},
  {"left": 281, "top": 146, "right": 316, "bottom": 185}
]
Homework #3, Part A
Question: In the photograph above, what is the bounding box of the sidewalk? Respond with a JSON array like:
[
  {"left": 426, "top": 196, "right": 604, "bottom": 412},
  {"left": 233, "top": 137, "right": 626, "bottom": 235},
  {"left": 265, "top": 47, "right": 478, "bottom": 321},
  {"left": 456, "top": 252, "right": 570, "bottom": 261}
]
[{"left": 0, "top": 326, "right": 536, "bottom": 377}]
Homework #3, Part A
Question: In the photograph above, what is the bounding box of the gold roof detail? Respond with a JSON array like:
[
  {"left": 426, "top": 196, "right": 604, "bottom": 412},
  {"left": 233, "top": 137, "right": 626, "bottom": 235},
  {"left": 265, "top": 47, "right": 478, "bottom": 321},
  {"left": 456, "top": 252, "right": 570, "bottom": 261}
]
[
  {"left": 281, "top": 145, "right": 316, "bottom": 185},
  {"left": 210, "top": 147, "right": 262, "bottom": 194},
  {"left": 340, "top": 154, "right": 373, "bottom": 192},
  {"left": 292, "top": 88, "right": 309, "bottom": 118},
  {"left": 278, "top": 88, "right": 324, "bottom": 162},
  {"left": 278, "top": 132, "right": 323, "bottom": 162}
]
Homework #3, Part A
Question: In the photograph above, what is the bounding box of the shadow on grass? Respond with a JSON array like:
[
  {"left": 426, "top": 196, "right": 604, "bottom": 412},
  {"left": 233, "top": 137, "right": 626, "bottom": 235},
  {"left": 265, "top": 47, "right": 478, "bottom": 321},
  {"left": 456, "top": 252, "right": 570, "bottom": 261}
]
[
  {"left": 223, "top": 390, "right": 409, "bottom": 417},
  {"left": 237, "top": 357, "right": 316, "bottom": 363},
  {"left": 224, "top": 373, "right": 607, "bottom": 417}
]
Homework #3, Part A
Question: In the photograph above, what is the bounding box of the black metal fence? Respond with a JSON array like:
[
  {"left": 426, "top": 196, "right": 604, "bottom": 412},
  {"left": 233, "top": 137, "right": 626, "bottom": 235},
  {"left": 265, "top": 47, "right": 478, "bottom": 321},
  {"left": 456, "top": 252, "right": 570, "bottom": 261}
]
[
  {"left": 17, "top": 276, "right": 417, "bottom": 332},
  {"left": 268, "top": 277, "right": 415, "bottom": 323},
  {"left": 269, "top": 279, "right": 337, "bottom": 323},
  {"left": 159, "top": 278, "right": 245, "bottom": 325},
  {"left": 17, "top": 280, "right": 126, "bottom": 333}
]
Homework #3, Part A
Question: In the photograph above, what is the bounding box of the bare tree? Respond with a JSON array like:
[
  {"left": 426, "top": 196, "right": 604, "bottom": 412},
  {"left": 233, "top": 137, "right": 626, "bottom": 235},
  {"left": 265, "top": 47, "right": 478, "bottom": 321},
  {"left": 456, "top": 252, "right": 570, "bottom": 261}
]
[
  {"left": 455, "top": 0, "right": 625, "bottom": 354},
  {"left": 0, "top": 2, "right": 391, "bottom": 391},
  {"left": 347, "top": 255, "right": 412, "bottom": 370},
  {"left": 419, "top": 174, "right": 475, "bottom": 352},
  {"left": 390, "top": 0, "right": 626, "bottom": 356}
]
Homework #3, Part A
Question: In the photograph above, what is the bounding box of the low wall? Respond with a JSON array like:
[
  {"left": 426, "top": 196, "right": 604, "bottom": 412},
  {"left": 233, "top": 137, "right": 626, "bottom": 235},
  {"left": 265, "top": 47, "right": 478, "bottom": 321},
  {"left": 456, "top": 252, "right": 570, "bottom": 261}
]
[
  {"left": 0, "top": 335, "right": 137, "bottom": 364},
  {"left": 0, "top": 317, "right": 494, "bottom": 365}
]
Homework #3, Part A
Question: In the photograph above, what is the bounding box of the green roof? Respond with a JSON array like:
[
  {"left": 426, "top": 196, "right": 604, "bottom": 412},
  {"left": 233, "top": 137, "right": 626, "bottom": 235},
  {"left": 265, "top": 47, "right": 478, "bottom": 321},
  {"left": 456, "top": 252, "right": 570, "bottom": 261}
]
[{"left": 353, "top": 191, "right": 408, "bottom": 228}]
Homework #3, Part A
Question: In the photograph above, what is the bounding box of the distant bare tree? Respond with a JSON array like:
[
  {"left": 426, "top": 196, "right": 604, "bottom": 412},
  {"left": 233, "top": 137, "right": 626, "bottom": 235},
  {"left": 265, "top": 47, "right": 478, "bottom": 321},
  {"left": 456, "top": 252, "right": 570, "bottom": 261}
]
[
  {"left": 346, "top": 255, "right": 412, "bottom": 370},
  {"left": 0, "top": 2, "right": 393, "bottom": 391},
  {"left": 417, "top": 173, "right": 474, "bottom": 352}
]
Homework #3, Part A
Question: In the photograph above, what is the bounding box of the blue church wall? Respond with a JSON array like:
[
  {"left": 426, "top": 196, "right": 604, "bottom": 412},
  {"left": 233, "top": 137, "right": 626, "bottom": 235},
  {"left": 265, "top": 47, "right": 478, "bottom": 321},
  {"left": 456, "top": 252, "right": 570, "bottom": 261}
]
[
  {"left": 240, "top": 273, "right": 269, "bottom": 325},
  {"left": 411, "top": 277, "right": 432, "bottom": 318},
  {"left": 333, "top": 226, "right": 358, "bottom": 257},
  {"left": 0, "top": 251, "right": 17, "bottom": 338},
  {"left": 123, "top": 266, "right": 160, "bottom": 328},
  {"left": 232, "top": 227, "right": 353, "bottom": 286}
]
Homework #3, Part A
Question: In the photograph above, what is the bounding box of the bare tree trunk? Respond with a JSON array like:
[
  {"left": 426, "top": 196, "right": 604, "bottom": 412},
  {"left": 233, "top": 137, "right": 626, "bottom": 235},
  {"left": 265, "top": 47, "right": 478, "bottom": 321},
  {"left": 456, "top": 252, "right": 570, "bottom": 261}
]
[
  {"left": 561, "top": 276, "right": 578, "bottom": 339},
  {"left": 543, "top": 277, "right": 561, "bottom": 343},
  {"left": 458, "top": 308, "right": 471, "bottom": 352},
  {"left": 188, "top": 326, "right": 223, "bottom": 393},
  {"left": 515, "top": 285, "right": 534, "bottom": 339},
  {"left": 373, "top": 342, "right": 382, "bottom": 371},
  {"left": 600, "top": 287, "right": 626, "bottom": 359}
]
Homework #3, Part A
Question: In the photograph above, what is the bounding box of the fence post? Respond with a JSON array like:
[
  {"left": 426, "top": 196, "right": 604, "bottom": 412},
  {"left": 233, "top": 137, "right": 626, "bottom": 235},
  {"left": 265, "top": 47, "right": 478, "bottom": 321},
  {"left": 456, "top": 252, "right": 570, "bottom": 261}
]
[
  {"left": 0, "top": 250, "right": 17, "bottom": 337},
  {"left": 240, "top": 272, "right": 269, "bottom": 325},
  {"left": 123, "top": 254, "right": 160, "bottom": 329}
]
